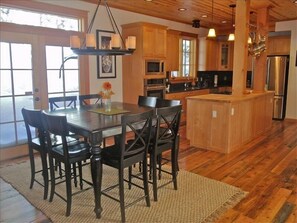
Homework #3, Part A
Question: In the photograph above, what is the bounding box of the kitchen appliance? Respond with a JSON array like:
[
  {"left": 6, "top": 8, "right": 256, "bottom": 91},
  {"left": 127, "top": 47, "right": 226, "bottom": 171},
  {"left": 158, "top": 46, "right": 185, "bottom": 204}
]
[
  {"left": 266, "top": 55, "right": 289, "bottom": 120},
  {"left": 145, "top": 60, "right": 165, "bottom": 75},
  {"left": 144, "top": 78, "right": 166, "bottom": 98}
]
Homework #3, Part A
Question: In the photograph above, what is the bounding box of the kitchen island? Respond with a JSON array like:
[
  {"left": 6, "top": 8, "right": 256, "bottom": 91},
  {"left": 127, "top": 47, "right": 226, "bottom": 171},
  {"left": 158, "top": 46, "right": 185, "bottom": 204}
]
[{"left": 186, "top": 92, "right": 274, "bottom": 154}]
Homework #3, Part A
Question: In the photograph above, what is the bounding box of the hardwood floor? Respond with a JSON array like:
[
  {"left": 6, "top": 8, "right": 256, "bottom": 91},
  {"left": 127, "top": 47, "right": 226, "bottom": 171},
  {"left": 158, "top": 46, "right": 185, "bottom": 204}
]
[{"left": 1, "top": 119, "right": 296, "bottom": 222}]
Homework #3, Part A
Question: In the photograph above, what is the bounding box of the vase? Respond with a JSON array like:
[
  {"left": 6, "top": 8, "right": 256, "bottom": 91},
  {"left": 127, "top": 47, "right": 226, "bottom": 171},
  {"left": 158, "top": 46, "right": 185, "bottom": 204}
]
[{"left": 103, "top": 98, "right": 112, "bottom": 112}]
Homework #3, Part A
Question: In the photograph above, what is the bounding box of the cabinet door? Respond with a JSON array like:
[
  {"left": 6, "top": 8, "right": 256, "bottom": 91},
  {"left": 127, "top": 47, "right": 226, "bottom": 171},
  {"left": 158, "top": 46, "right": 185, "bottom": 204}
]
[
  {"left": 205, "top": 39, "right": 218, "bottom": 70},
  {"left": 155, "top": 28, "right": 166, "bottom": 58},
  {"left": 143, "top": 26, "right": 155, "bottom": 57},
  {"left": 218, "top": 42, "right": 232, "bottom": 70},
  {"left": 166, "top": 31, "right": 180, "bottom": 71},
  {"left": 267, "top": 36, "right": 290, "bottom": 55},
  {"left": 143, "top": 26, "right": 166, "bottom": 58}
]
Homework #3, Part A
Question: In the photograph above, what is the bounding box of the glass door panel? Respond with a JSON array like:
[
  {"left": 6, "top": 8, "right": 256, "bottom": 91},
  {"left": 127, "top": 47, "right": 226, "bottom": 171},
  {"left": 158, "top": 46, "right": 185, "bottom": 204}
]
[{"left": 0, "top": 42, "right": 34, "bottom": 147}]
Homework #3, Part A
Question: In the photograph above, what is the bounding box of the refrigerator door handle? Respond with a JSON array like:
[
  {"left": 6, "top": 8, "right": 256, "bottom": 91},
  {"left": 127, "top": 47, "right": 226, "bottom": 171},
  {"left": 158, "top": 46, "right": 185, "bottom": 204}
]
[{"left": 266, "top": 57, "right": 271, "bottom": 87}]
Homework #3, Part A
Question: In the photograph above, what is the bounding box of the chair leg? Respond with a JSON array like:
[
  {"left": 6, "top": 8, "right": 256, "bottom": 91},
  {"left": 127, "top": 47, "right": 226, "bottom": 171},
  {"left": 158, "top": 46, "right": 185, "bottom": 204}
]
[
  {"left": 142, "top": 158, "right": 150, "bottom": 207},
  {"left": 78, "top": 161, "right": 83, "bottom": 190},
  {"left": 172, "top": 137, "right": 179, "bottom": 190},
  {"left": 40, "top": 151, "right": 49, "bottom": 200},
  {"left": 152, "top": 153, "right": 158, "bottom": 202},
  {"left": 28, "top": 148, "right": 35, "bottom": 189},
  {"left": 72, "top": 163, "right": 77, "bottom": 187},
  {"left": 128, "top": 166, "right": 132, "bottom": 190},
  {"left": 157, "top": 154, "right": 162, "bottom": 180},
  {"left": 65, "top": 163, "right": 72, "bottom": 217},
  {"left": 119, "top": 168, "right": 126, "bottom": 222},
  {"left": 49, "top": 156, "right": 56, "bottom": 202}
]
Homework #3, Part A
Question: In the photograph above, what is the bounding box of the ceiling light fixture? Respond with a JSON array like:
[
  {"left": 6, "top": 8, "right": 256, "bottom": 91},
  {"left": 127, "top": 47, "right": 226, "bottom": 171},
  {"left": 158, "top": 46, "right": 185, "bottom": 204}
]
[
  {"left": 192, "top": 20, "right": 200, "bottom": 28},
  {"left": 207, "top": 0, "right": 216, "bottom": 37},
  {"left": 70, "top": 0, "right": 135, "bottom": 56},
  {"left": 178, "top": 8, "right": 187, "bottom": 11},
  {"left": 228, "top": 4, "right": 236, "bottom": 41}
]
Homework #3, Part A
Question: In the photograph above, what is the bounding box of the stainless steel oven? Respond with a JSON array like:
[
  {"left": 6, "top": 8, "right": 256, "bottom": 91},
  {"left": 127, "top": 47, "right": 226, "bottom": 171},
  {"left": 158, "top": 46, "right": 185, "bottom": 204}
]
[{"left": 144, "top": 79, "right": 166, "bottom": 98}]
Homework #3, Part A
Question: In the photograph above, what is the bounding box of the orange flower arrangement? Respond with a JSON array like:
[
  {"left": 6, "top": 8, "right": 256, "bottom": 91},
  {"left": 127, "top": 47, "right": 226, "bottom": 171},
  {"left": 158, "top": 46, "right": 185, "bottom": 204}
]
[{"left": 99, "top": 81, "right": 115, "bottom": 99}]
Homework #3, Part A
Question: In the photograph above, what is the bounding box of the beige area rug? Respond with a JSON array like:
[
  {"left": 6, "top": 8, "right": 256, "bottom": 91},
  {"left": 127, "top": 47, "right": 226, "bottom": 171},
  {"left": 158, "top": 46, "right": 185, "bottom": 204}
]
[{"left": 0, "top": 159, "right": 247, "bottom": 223}]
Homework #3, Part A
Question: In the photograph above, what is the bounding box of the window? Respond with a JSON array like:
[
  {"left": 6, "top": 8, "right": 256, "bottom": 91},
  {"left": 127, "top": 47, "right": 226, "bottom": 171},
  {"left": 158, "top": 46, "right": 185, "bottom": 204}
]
[
  {"left": 46, "top": 46, "right": 79, "bottom": 101},
  {"left": 0, "top": 6, "right": 80, "bottom": 31},
  {"left": 179, "top": 37, "right": 197, "bottom": 78}
]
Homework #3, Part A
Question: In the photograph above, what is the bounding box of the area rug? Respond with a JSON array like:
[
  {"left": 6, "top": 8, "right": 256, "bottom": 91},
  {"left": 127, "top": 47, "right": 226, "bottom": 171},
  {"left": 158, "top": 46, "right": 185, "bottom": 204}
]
[{"left": 0, "top": 159, "right": 247, "bottom": 223}]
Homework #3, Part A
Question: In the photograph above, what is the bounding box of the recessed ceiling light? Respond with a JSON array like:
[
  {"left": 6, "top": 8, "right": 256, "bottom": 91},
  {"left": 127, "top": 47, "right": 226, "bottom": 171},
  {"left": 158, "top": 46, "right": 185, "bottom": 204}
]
[
  {"left": 178, "top": 8, "right": 187, "bottom": 11},
  {"left": 202, "top": 15, "right": 208, "bottom": 18},
  {"left": 144, "top": 0, "right": 153, "bottom": 2},
  {"left": 221, "top": 20, "right": 227, "bottom": 24}
]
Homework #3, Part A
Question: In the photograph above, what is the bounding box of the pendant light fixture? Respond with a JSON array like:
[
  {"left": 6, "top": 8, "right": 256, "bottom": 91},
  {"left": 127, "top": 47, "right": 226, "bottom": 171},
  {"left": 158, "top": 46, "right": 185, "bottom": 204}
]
[
  {"left": 228, "top": 4, "right": 236, "bottom": 41},
  {"left": 207, "top": 0, "right": 216, "bottom": 37}
]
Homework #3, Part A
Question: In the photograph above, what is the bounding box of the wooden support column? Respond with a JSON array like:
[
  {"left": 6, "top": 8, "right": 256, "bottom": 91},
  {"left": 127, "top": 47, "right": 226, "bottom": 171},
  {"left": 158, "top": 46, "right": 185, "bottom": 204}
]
[
  {"left": 232, "top": 0, "right": 250, "bottom": 96},
  {"left": 253, "top": 7, "right": 269, "bottom": 93}
]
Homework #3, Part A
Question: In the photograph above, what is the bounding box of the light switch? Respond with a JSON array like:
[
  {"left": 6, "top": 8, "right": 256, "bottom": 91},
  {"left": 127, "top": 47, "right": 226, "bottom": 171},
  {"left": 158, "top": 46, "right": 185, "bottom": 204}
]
[{"left": 212, "top": 110, "right": 217, "bottom": 118}]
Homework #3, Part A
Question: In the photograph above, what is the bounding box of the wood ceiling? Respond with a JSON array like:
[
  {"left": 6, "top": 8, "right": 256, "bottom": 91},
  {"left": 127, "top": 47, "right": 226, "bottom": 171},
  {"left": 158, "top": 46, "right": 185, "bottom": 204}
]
[{"left": 82, "top": 0, "right": 297, "bottom": 32}]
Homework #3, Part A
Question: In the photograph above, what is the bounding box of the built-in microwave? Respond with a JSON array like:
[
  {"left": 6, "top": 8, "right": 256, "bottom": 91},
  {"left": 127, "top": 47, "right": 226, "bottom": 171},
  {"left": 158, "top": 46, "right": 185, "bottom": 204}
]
[{"left": 145, "top": 60, "right": 165, "bottom": 75}]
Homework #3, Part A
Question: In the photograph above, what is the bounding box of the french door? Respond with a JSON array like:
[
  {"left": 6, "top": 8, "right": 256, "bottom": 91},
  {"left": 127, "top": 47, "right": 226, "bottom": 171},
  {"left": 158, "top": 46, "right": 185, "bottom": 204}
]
[{"left": 0, "top": 31, "right": 79, "bottom": 155}]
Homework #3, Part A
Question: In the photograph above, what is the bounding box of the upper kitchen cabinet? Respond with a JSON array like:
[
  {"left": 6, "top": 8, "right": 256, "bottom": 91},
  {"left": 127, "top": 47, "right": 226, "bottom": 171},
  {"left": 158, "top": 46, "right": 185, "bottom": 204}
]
[
  {"left": 217, "top": 41, "right": 234, "bottom": 70},
  {"left": 166, "top": 30, "right": 181, "bottom": 71},
  {"left": 267, "top": 35, "right": 291, "bottom": 55},
  {"left": 198, "top": 38, "right": 218, "bottom": 71},
  {"left": 122, "top": 22, "right": 167, "bottom": 59}
]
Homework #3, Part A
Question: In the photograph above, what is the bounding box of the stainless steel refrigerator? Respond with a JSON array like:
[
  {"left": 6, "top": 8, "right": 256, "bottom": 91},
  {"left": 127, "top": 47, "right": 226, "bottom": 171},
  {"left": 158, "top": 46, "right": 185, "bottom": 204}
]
[{"left": 266, "top": 55, "right": 289, "bottom": 120}]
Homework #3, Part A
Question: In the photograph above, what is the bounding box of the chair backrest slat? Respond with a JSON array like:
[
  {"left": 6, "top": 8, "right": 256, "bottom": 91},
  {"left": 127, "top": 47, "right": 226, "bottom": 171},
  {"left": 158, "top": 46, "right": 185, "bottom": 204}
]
[
  {"left": 22, "top": 108, "right": 45, "bottom": 143},
  {"left": 48, "top": 96, "right": 77, "bottom": 111},
  {"left": 79, "top": 94, "right": 102, "bottom": 106},
  {"left": 138, "top": 96, "right": 158, "bottom": 108}
]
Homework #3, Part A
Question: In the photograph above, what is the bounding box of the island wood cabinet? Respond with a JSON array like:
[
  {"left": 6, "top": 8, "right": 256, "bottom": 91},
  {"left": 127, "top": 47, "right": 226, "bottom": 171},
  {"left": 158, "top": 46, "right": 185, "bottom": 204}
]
[
  {"left": 166, "top": 30, "right": 180, "bottom": 71},
  {"left": 186, "top": 92, "right": 274, "bottom": 153},
  {"left": 165, "top": 89, "right": 209, "bottom": 124}
]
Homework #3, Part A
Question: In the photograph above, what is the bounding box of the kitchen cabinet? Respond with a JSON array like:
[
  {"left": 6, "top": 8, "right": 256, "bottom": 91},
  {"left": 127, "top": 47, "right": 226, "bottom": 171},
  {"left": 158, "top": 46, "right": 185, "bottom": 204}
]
[
  {"left": 165, "top": 89, "right": 209, "bottom": 124},
  {"left": 122, "top": 22, "right": 167, "bottom": 104},
  {"left": 267, "top": 35, "right": 290, "bottom": 55},
  {"left": 142, "top": 24, "right": 167, "bottom": 58},
  {"left": 166, "top": 30, "right": 180, "bottom": 71},
  {"left": 218, "top": 42, "right": 233, "bottom": 70},
  {"left": 205, "top": 39, "right": 218, "bottom": 71}
]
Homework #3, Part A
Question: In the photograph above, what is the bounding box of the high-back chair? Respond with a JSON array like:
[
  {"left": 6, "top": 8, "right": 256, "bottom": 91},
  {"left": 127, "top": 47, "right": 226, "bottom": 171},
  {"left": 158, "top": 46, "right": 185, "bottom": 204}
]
[
  {"left": 149, "top": 104, "right": 182, "bottom": 201},
  {"left": 22, "top": 108, "right": 49, "bottom": 200},
  {"left": 101, "top": 109, "right": 154, "bottom": 222},
  {"left": 79, "top": 94, "right": 102, "bottom": 106},
  {"left": 48, "top": 95, "right": 77, "bottom": 111},
  {"left": 42, "top": 111, "right": 92, "bottom": 216}
]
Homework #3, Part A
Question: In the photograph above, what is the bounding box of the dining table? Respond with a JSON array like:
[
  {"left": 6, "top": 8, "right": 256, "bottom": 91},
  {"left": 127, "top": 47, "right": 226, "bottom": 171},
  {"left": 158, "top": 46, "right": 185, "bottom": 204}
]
[{"left": 49, "top": 101, "right": 152, "bottom": 218}]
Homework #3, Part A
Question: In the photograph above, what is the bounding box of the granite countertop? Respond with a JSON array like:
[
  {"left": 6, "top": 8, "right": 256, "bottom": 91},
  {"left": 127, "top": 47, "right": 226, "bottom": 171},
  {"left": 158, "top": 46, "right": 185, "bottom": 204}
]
[{"left": 166, "top": 85, "right": 232, "bottom": 94}]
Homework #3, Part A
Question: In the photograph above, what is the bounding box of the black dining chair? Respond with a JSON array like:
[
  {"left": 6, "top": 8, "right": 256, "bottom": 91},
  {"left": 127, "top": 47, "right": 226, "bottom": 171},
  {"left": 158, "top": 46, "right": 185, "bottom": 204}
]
[
  {"left": 42, "top": 111, "right": 92, "bottom": 216},
  {"left": 48, "top": 95, "right": 77, "bottom": 111},
  {"left": 101, "top": 109, "right": 154, "bottom": 222},
  {"left": 149, "top": 104, "right": 182, "bottom": 201},
  {"left": 79, "top": 94, "right": 102, "bottom": 106},
  {"left": 156, "top": 98, "right": 181, "bottom": 108},
  {"left": 22, "top": 108, "right": 49, "bottom": 200}
]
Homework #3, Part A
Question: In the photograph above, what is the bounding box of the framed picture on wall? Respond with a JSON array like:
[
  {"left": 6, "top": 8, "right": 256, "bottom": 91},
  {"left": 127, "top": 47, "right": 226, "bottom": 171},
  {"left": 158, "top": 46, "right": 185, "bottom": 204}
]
[{"left": 96, "top": 30, "right": 116, "bottom": 79}]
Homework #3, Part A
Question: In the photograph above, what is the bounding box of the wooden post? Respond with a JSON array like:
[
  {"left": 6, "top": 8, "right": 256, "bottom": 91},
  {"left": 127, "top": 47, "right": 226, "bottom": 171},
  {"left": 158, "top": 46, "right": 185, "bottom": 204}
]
[
  {"left": 232, "top": 0, "right": 250, "bottom": 96},
  {"left": 253, "top": 7, "right": 269, "bottom": 93}
]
